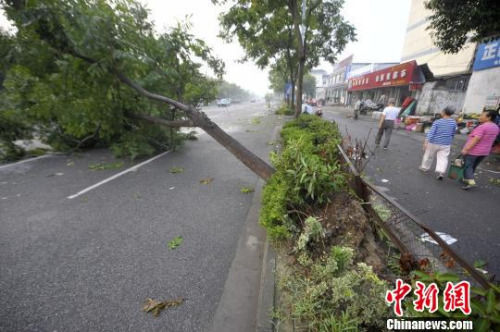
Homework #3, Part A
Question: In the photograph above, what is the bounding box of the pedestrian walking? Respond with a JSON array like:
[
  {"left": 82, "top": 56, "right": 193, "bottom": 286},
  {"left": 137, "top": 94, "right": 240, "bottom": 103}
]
[
  {"left": 375, "top": 98, "right": 400, "bottom": 149},
  {"left": 419, "top": 106, "right": 457, "bottom": 180},
  {"left": 460, "top": 109, "right": 499, "bottom": 190}
]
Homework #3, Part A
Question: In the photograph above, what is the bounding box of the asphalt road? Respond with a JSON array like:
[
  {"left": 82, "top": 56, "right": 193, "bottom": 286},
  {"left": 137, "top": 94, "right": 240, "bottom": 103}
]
[
  {"left": 323, "top": 106, "right": 500, "bottom": 278},
  {"left": 0, "top": 102, "right": 279, "bottom": 331}
]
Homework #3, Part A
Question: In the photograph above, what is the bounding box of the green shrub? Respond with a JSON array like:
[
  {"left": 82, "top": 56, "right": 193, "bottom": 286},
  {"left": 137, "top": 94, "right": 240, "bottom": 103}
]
[
  {"left": 280, "top": 246, "right": 389, "bottom": 331},
  {"left": 275, "top": 102, "right": 294, "bottom": 115},
  {"left": 260, "top": 115, "right": 346, "bottom": 240}
]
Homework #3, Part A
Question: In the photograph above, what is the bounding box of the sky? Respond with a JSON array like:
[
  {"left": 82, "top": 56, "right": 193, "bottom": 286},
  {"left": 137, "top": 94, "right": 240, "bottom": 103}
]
[{"left": 0, "top": 0, "right": 412, "bottom": 96}]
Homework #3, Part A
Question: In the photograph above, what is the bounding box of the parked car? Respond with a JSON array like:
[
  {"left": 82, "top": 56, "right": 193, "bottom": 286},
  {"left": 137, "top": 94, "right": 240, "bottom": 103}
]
[
  {"left": 359, "top": 99, "right": 384, "bottom": 114},
  {"left": 217, "top": 98, "right": 231, "bottom": 107}
]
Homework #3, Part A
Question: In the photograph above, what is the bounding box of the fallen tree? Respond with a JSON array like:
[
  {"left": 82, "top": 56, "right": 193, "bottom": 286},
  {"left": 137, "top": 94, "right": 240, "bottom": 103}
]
[{"left": 1, "top": 0, "right": 274, "bottom": 179}]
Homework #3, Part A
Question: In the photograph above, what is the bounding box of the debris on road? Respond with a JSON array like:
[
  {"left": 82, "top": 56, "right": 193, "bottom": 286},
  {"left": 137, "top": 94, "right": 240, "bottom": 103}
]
[
  {"left": 88, "top": 161, "right": 124, "bottom": 171},
  {"left": 168, "top": 236, "right": 183, "bottom": 250},
  {"left": 143, "top": 297, "right": 184, "bottom": 317},
  {"left": 169, "top": 167, "right": 184, "bottom": 174},
  {"left": 240, "top": 186, "right": 254, "bottom": 194},
  {"left": 420, "top": 232, "right": 457, "bottom": 245},
  {"left": 200, "top": 177, "right": 214, "bottom": 184}
]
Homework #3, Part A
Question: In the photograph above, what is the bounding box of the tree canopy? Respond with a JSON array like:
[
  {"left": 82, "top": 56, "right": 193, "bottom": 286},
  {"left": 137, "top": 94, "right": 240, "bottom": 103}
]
[
  {"left": 217, "top": 0, "right": 355, "bottom": 116},
  {"left": 1, "top": 0, "right": 275, "bottom": 179},
  {"left": 425, "top": 0, "right": 500, "bottom": 53},
  {"left": 1, "top": 0, "right": 223, "bottom": 159}
]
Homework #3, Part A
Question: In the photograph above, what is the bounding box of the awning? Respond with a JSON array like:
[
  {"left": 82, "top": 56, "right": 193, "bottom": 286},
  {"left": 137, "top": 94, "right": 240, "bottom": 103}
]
[{"left": 347, "top": 60, "right": 425, "bottom": 91}]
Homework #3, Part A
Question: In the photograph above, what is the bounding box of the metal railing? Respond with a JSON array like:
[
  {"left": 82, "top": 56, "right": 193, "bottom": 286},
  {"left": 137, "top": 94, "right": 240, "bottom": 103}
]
[{"left": 337, "top": 143, "right": 492, "bottom": 290}]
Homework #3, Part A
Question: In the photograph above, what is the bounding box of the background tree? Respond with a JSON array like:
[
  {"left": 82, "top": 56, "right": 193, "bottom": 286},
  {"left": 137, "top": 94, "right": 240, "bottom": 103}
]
[
  {"left": 216, "top": 81, "right": 252, "bottom": 101},
  {"left": 303, "top": 73, "right": 316, "bottom": 98},
  {"left": 1, "top": 0, "right": 274, "bottom": 179},
  {"left": 218, "top": 0, "right": 299, "bottom": 109},
  {"left": 425, "top": 0, "right": 500, "bottom": 53},
  {"left": 217, "top": 0, "right": 355, "bottom": 117}
]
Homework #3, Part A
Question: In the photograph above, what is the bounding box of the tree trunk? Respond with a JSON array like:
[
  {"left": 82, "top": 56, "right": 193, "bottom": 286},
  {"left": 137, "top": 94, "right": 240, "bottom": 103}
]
[
  {"left": 116, "top": 73, "right": 276, "bottom": 180},
  {"left": 295, "top": 59, "right": 304, "bottom": 118},
  {"left": 290, "top": 0, "right": 305, "bottom": 118},
  {"left": 291, "top": 81, "right": 295, "bottom": 109}
]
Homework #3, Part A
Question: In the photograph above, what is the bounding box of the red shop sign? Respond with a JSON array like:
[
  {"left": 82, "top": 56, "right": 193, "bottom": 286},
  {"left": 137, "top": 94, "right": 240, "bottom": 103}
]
[{"left": 348, "top": 61, "right": 419, "bottom": 91}]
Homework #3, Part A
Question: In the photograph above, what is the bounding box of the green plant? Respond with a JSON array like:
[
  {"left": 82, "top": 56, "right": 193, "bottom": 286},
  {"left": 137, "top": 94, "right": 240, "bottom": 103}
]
[
  {"left": 406, "top": 271, "right": 500, "bottom": 331},
  {"left": 260, "top": 115, "right": 346, "bottom": 241},
  {"left": 373, "top": 203, "right": 392, "bottom": 221},
  {"left": 275, "top": 103, "right": 294, "bottom": 115},
  {"left": 280, "top": 246, "right": 389, "bottom": 331},
  {"left": 297, "top": 216, "right": 324, "bottom": 251}
]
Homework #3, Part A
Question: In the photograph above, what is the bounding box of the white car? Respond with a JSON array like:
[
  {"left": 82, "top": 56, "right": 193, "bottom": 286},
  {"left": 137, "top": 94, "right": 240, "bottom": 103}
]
[{"left": 217, "top": 98, "right": 231, "bottom": 107}]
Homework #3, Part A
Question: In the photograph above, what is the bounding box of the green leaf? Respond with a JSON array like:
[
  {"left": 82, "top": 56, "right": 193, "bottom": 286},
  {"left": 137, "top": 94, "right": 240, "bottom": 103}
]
[
  {"left": 240, "top": 186, "right": 254, "bottom": 194},
  {"left": 169, "top": 167, "right": 184, "bottom": 174},
  {"left": 168, "top": 236, "right": 183, "bottom": 250}
]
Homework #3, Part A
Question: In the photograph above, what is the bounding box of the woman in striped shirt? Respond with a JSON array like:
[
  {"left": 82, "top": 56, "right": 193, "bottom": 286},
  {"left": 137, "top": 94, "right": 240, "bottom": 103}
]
[{"left": 419, "top": 106, "right": 457, "bottom": 180}]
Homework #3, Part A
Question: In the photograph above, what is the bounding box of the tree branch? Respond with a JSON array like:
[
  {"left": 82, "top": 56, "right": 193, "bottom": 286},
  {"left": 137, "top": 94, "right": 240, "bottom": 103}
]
[{"left": 128, "top": 113, "right": 196, "bottom": 128}]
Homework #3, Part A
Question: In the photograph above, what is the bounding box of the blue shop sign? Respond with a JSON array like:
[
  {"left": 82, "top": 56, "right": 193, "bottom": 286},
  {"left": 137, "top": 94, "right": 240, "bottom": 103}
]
[{"left": 473, "top": 38, "right": 500, "bottom": 71}]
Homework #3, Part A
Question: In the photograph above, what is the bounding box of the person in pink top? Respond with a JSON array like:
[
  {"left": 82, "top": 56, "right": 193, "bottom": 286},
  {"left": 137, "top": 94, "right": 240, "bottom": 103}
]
[{"left": 460, "top": 109, "right": 500, "bottom": 190}]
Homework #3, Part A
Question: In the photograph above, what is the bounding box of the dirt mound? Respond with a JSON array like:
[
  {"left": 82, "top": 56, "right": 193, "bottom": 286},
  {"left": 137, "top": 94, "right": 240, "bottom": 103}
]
[{"left": 321, "top": 193, "right": 386, "bottom": 273}]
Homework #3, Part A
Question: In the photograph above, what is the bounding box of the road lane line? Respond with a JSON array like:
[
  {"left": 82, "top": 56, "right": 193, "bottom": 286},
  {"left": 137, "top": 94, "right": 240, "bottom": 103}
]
[
  {"left": 67, "top": 151, "right": 170, "bottom": 199},
  {"left": 0, "top": 154, "right": 53, "bottom": 170}
]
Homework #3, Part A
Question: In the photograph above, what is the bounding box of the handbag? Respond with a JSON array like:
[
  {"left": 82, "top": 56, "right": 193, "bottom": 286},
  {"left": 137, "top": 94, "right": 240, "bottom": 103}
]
[{"left": 448, "top": 155, "right": 464, "bottom": 181}]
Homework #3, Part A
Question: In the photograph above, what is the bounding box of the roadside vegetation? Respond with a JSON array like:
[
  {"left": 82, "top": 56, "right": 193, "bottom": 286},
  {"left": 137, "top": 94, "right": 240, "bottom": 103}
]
[
  {"left": 260, "top": 115, "right": 391, "bottom": 330},
  {"left": 261, "top": 115, "right": 500, "bottom": 331}
]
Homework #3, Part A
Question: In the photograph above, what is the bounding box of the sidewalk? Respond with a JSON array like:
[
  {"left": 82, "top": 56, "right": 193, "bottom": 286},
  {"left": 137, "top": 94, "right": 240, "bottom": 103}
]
[{"left": 325, "top": 105, "right": 500, "bottom": 172}]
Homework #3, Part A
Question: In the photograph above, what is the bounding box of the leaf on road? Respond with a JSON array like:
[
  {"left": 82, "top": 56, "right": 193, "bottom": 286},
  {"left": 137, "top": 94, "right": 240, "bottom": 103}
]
[
  {"left": 200, "top": 177, "right": 214, "bottom": 184},
  {"left": 240, "top": 186, "right": 254, "bottom": 194},
  {"left": 250, "top": 117, "right": 261, "bottom": 125},
  {"left": 66, "top": 160, "right": 75, "bottom": 166},
  {"left": 143, "top": 297, "right": 184, "bottom": 317},
  {"left": 169, "top": 167, "right": 184, "bottom": 174},
  {"left": 267, "top": 141, "right": 276, "bottom": 146},
  {"left": 88, "top": 161, "right": 124, "bottom": 171},
  {"left": 168, "top": 236, "right": 183, "bottom": 250},
  {"left": 474, "top": 259, "right": 487, "bottom": 269}
]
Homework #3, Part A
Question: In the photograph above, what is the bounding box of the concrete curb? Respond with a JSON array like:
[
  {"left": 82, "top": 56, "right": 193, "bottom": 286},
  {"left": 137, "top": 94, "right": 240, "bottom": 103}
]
[
  {"left": 209, "top": 179, "right": 267, "bottom": 332},
  {"left": 255, "top": 235, "right": 276, "bottom": 332},
  {"left": 210, "top": 122, "right": 283, "bottom": 332}
]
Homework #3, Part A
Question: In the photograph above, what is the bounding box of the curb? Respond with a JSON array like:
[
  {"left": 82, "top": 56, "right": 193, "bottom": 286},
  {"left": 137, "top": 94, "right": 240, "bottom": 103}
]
[{"left": 210, "top": 122, "right": 283, "bottom": 332}]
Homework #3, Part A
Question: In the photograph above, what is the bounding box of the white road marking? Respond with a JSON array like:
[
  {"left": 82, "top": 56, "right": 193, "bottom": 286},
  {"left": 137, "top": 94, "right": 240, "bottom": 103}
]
[
  {"left": 0, "top": 154, "right": 52, "bottom": 170},
  {"left": 67, "top": 151, "right": 170, "bottom": 199}
]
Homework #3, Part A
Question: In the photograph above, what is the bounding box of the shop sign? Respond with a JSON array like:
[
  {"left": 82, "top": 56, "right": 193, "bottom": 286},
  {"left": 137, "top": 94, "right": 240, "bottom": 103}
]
[
  {"left": 348, "top": 61, "right": 417, "bottom": 91},
  {"left": 473, "top": 38, "right": 500, "bottom": 71}
]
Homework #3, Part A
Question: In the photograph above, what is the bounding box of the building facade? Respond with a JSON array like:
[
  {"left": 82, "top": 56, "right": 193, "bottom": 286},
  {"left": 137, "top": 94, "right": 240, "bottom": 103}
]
[
  {"left": 463, "top": 38, "right": 500, "bottom": 113},
  {"left": 324, "top": 55, "right": 398, "bottom": 105},
  {"left": 310, "top": 69, "right": 328, "bottom": 101},
  {"left": 401, "top": 0, "right": 477, "bottom": 114},
  {"left": 347, "top": 61, "right": 426, "bottom": 106}
]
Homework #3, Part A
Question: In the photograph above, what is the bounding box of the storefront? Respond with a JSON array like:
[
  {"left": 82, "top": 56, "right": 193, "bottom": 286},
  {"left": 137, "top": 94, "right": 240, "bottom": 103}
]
[{"left": 347, "top": 60, "right": 425, "bottom": 106}]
